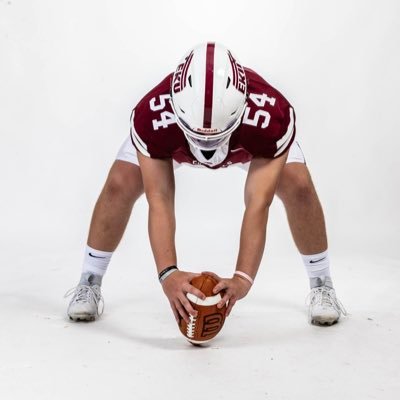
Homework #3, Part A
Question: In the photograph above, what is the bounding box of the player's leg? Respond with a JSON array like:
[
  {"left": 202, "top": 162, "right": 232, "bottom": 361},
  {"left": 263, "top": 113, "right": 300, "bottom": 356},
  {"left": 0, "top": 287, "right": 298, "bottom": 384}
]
[
  {"left": 275, "top": 143, "right": 346, "bottom": 325},
  {"left": 276, "top": 162, "right": 328, "bottom": 258},
  {"left": 87, "top": 160, "right": 144, "bottom": 252},
  {"left": 66, "top": 138, "right": 144, "bottom": 321}
]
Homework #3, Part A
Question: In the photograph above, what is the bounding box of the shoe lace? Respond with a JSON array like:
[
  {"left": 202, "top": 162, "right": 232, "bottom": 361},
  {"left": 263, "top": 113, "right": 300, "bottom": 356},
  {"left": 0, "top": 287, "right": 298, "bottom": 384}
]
[
  {"left": 306, "top": 287, "right": 347, "bottom": 316},
  {"left": 64, "top": 285, "right": 104, "bottom": 316}
]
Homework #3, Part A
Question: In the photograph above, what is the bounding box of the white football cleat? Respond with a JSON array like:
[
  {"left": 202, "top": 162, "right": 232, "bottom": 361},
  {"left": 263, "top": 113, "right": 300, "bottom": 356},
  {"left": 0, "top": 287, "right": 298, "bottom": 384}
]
[
  {"left": 65, "top": 284, "right": 104, "bottom": 321},
  {"left": 306, "top": 286, "right": 347, "bottom": 326}
]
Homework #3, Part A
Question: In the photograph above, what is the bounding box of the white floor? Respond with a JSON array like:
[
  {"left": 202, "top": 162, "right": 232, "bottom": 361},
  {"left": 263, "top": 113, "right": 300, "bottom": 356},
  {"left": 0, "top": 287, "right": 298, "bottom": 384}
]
[{"left": 1, "top": 249, "right": 399, "bottom": 400}]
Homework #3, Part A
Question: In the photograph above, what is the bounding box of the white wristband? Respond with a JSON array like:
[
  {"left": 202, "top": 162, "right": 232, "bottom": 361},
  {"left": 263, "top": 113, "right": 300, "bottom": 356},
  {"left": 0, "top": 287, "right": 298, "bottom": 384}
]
[
  {"left": 159, "top": 268, "right": 178, "bottom": 283},
  {"left": 234, "top": 271, "right": 254, "bottom": 285}
]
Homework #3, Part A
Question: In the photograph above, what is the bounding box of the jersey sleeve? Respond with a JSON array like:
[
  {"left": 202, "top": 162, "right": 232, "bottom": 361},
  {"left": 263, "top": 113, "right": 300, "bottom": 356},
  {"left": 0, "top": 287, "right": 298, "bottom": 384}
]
[
  {"left": 238, "top": 68, "right": 296, "bottom": 159},
  {"left": 273, "top": 103, "right": 296, "bottom": 158},
  {"left": 130, "top": 73, "right": 182, "bottom": 158}
]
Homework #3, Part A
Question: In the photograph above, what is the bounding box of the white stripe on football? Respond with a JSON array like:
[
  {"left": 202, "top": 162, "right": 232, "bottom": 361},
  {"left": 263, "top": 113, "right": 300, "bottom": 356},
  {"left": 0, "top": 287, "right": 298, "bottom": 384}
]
[{"left": 186, "top": 292, "right": 221, "bottom": 306}]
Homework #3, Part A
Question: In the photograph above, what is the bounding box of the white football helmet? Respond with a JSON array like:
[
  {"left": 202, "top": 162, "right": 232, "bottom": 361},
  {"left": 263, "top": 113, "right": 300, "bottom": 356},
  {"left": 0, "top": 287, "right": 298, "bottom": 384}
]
[{"left": 170, "top": 42, "right": 248, "bottom": 151}]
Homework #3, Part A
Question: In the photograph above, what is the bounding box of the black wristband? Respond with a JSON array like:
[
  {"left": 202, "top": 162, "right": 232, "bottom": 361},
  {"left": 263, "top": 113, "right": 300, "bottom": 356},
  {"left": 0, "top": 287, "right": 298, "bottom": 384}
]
[{"left": 158, "top": 265, "right": 178, "bottom": 283}]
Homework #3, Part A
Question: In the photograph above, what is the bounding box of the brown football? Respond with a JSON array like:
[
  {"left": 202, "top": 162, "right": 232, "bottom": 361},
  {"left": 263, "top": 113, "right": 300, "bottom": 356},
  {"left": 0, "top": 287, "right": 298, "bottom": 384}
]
[{"left": 179, "top": 275, "right": 226, "bottom": 344}]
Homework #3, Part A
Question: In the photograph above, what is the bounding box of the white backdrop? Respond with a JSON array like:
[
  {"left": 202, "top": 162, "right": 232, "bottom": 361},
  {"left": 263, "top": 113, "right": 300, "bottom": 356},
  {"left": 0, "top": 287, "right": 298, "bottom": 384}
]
[
  {"left": 0, "top": 0, "right": 399, "bottom": 268},
  {"left": 1, "top": 2, "right": 400, "bottom": 399}
]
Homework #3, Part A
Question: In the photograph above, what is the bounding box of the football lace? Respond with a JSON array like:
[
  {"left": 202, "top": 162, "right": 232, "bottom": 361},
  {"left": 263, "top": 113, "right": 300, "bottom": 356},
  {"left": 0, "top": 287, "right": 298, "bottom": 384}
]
[{"left": 187, "top": 314, "right": 197, "bottom": 338}]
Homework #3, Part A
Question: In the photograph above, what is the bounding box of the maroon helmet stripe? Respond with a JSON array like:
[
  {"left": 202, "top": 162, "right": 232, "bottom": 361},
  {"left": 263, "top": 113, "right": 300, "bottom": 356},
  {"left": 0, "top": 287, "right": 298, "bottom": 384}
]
[
  {"left": 182, "top": 51, "right": 193, "bottom": 89},
  {"left": 203, "top": 43, "right": 215, "bottom": 129},
  {"left": 228, "top": 51, "right": 238, "bottom": 86}
]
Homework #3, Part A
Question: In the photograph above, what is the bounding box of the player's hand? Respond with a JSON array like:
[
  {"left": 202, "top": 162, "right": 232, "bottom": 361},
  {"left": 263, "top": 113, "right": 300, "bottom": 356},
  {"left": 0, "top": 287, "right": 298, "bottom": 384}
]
[
  {"left": 202, "top": 271, "right": 252, "bottom": 317},
  {"left": 161, "top": 271, "right": 206, "bottom": 324}
]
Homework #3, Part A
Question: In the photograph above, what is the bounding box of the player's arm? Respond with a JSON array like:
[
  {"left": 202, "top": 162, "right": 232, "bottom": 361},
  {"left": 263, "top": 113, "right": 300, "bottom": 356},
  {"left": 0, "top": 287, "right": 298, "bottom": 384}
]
[
  {"left": 237, "top": 151, "right": 289, "bottom": 277},
  {"left": 137, "top": 152, "right": 206, "bottom": 323},
  {"left": 206, "top": 152, "right": 288, "bottom": 315}
]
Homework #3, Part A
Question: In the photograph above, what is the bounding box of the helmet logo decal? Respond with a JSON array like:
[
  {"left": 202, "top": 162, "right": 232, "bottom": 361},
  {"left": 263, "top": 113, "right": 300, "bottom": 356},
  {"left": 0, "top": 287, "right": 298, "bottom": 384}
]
[
  {"left": 173, "top": 51, "right": 194, "bottom": 93},
  {"left": 195, "top": 127, "right": 218, "bottom": 134},
  {"left": 203, "top": 42, "right": 215, "bottom": 129},
  {"left": 228, "top": 51, "right": 246, "bottom": 94}
]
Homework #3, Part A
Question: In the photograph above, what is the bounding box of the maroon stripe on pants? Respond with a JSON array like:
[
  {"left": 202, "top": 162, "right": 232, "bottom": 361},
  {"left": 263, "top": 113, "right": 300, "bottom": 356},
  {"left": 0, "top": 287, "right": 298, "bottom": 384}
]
[{"left": 203, "top": 43, "right": 215, "bottom": 129}]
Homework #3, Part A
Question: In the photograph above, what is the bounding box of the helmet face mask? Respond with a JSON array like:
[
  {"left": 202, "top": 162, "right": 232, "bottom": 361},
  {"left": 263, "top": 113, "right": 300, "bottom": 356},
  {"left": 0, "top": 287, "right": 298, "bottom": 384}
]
[
  {"left": 170, "top": 98, "right": 247, "bottom": 150},
  {"left": 170, "top": 42, "right": 247, "bottom": 151}
]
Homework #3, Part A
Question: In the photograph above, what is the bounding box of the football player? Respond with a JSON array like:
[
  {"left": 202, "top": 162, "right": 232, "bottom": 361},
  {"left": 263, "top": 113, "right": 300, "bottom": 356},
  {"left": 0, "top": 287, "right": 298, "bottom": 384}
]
[{"left": 66, "top": 43, "right": 346, "bottom": 326}]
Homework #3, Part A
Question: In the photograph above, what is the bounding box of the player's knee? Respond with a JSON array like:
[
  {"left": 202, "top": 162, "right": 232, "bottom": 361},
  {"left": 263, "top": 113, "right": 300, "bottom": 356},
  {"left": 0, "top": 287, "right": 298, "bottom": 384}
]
[
  {"left": 104, "top": 169, "right": 142, "bottom": 201},
  {"left": 277, "top": 169, "right": 314, "bottom": 204},
  {"left": 291, "top": 178, "right": 314, "bottom": 203}
]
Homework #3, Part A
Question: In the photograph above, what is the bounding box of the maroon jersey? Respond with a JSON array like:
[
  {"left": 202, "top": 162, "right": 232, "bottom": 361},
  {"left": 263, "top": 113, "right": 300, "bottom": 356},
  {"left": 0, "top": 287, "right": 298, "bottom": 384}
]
[{"left": 130, "top": 68, "right": 296, "bottom": 169}]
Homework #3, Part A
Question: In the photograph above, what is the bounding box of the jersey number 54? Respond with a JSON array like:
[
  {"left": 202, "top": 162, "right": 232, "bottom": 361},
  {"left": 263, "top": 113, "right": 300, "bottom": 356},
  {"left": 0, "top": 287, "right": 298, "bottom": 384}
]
[{"left": 150, "top": 92, "right": 276, "bottom": 131}]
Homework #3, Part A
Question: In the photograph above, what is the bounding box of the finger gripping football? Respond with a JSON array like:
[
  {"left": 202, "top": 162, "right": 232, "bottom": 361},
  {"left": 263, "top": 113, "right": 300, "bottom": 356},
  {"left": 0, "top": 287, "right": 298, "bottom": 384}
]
[{"left": 179, "top": 275, "right": 226, "bottom": 344}]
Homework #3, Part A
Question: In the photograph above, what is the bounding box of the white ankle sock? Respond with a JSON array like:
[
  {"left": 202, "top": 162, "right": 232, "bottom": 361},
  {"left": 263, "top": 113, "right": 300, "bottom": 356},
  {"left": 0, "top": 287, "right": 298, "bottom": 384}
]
[
  {"left": 301, "top": 250, "right": 333, "bottom": 288},
  {"left": 82, "top": 245, "right": 113, "bottom": 277}
]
